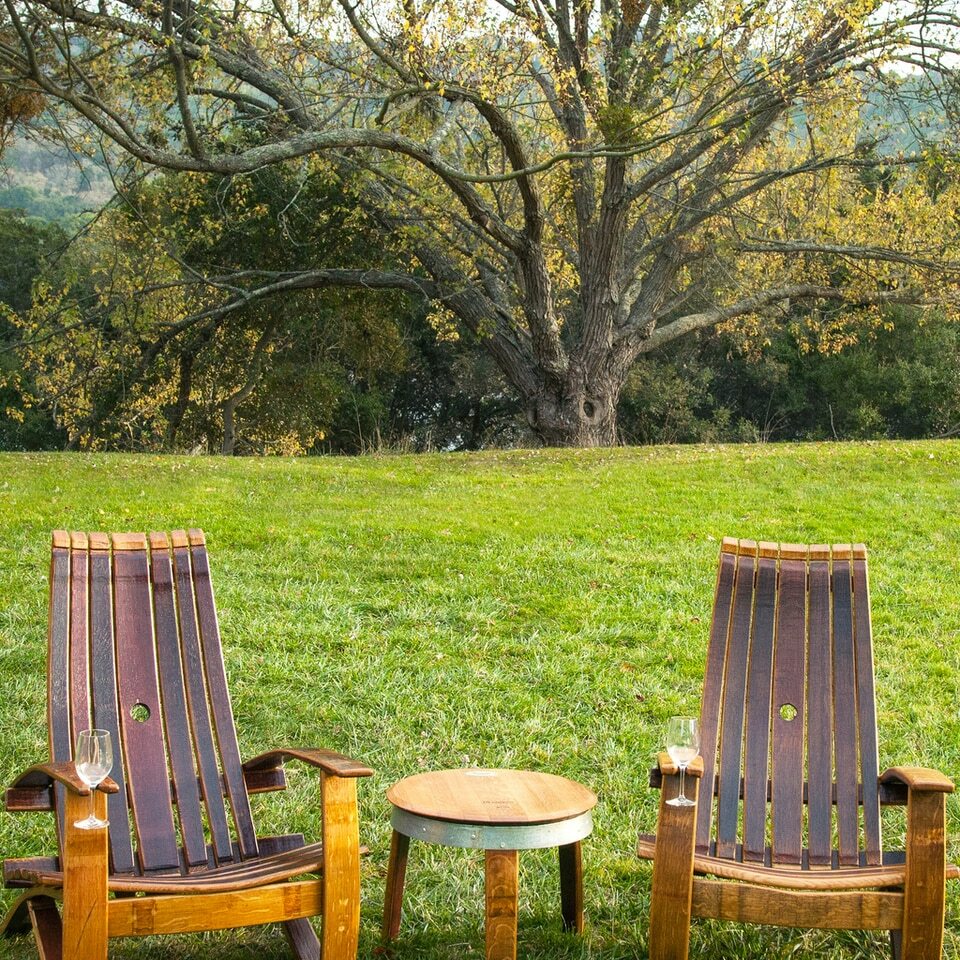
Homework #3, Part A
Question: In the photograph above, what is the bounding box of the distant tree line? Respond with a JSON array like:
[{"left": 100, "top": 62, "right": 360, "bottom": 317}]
[
  {"left": 1, "top": 186, "right": 958, "bottom": 453},
  {"left": 1, "top": 0, "right": 958, "bottom": 447}
]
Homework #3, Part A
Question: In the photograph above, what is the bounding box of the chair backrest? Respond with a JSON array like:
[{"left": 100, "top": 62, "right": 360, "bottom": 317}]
[
  {"left": 695, "top": 538, "right": 881, "bottom": 868},
  {"left": 48, "top": 530, "right": 260, "bottom": 875}
]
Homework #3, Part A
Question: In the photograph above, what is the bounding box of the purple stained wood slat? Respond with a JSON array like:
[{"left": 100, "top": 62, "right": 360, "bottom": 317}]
[
  {"left": 831, "top": 554, "right": 860, "bottom": 866},
  {"left": 68, "top": 541, "right": 91, "bottom": 742},
  {"left": 853, "top": 554, "right": 882, "bottom": 865},
  {"left": 48, "top": 538, "right": 72, "bottom": 845},
  {"left": 171, "top": 539, "right": 235, "bottom": 864},
  {"left": 715, "top": 550, "right": 756, "bottom": 860},
  {"left": 806, "top": 552, "right": 833, "bottom": 866},
  {"left": 770, "top": 556, "right": 807, "bottom": 865},
  {"left": 695, "top": 549, "right": 738, "bottom": 854},
  {"left": 742, "top": 554, "right": 777, "bottom": 862},
  {"left": 112, "top": 539, "right": 181, "bottom": 873},
  {"left": 149, "top": 538, "right": 209, "bottom": 868},
  {"left": 190, "top": 538, "right": 259, "bottom": 859},
  {"left": 88, "top": 544, "right": 136, "bottom": 875}
]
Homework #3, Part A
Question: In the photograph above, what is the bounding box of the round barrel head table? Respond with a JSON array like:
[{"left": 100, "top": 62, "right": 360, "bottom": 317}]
[{"left": 381, "top": 769, "right": 598, "bottom": 960}]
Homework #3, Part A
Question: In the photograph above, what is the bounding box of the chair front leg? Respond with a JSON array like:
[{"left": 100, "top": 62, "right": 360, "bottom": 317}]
[
  {"left": 901, "top": 789, "right": 947, "bottom": 960},
  {"left": 320, "top": 773, "right": 362, "bottom": 960},
  {"left": 649, "top": 770, "right": 699, "bottom": 960},
  {"left": 62, "top": 789, "right": 108, "bottom": 960}
]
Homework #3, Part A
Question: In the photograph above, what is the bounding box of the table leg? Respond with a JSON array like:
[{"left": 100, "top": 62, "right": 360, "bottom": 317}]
[
  {"left": 485, "top": 849, "right": 518, "bottom": 960},
  {"left": 559, "top": 841, "right": 584, "bottom": 932},
  {"left": 381, "top": 830, "right": 410, "bottom": 943}
]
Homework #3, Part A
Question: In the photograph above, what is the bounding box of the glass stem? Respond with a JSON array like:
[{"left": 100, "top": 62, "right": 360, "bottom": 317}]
[
  {"left": 678, "top": 764, "right": 687, "bottom": 801},
  {"left": 89, "top": 788, "right": 95, "bottom": 823}
]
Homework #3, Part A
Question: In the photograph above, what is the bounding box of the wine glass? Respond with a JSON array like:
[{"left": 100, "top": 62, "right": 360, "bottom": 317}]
[
  {"left": 666, "top": 716, "right": 699, "bottom": 808},
  {"left": 74, "top": 729, "right": 113, "bottom": 829}
]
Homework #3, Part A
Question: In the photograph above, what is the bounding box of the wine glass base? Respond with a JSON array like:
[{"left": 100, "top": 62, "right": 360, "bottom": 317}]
[
  {"left": 73, "top": 816, "right": 110, "bottom": 830},
  {"left": 666, "top": 796, "right": 697, "bottom": 808}
]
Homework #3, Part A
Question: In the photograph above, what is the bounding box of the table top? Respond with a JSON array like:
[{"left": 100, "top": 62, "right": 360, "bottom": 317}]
[{"left": 387, "top": 768, "right": 598, "bottom": 826}]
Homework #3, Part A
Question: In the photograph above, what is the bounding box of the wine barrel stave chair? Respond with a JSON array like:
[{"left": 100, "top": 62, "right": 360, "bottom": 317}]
[{"left": 1, "top": 530, "right": 372, "bottom": 960}]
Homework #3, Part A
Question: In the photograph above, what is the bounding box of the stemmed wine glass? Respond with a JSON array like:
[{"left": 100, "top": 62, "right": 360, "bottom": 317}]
[
  {"left": 74, "top": 729, "right": 113, "bottom": 829},
  {"left": 666, "top": 716, "right": 699, "bottom": 808}
]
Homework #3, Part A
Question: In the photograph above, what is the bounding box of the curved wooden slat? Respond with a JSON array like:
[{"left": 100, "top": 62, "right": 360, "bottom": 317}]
[
  {"left": 806, "top": 547, "right": 833, "bottom": 867},
  {"left": 243, "top": 747, "right": 374, "bottom": 780},
  {"left": 148, "top": 538, "right": 208, "bottom": 869},
  {"left": 48, "top": 534, "right": 71, "bottom": 844},
  {"left": 20, "top": 842, "right": 327, "bottom": 893},
  {"left": 691, "top": 877, "right": 903, "bottom": 930},
  {"left": 637, "top": 836, "right": 960, "bottom": 890},
  {"left": 188, "top": 536, "right": 260, "bottom": 860},
  {"left": 68, "top": 534, "right": 90, "bottom": 743},
  {"left": 831, "top": 551, "right": 860, "bottom": 866},
  {"left": 771, "top": 551, "right": 806, "bottom": 864},
  {"left": 743, "top": 552, "right": 776, "bottom": 862},
  {"left": 715, "top": 546, "right": 755, "bottom": 860},
  {"left": 695, "top": 548, "right": 737, "bottom": 854},
  {"left": 112, "top": 536, "right": 180, "bottom": 873},
  {"left": 171, "top": 536, "right": 235, "bottom": 865},
  {"left": 89, "top": 542, "right": 136, "bottom": 874},
  {"left": 853, "top": 554, "right": 882, "bottom": 865}
]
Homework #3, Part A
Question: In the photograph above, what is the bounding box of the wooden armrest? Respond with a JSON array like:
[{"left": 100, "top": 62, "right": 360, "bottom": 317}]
[
  {"left": 880, "top": 766, "right": 954, "bottom": 794},
  {"left": 7, "top": 762, "right": 118, "bottom": 807},
  {"left": 656, "top": 752, "right": 704, "bottom": 778},
  {"left": 243, "top": 748, "right": 374, "bottom": 780}
]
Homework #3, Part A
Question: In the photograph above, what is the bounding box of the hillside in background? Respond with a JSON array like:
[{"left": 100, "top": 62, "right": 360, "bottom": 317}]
[{"left": 0, "top": 137, "right": 113, "bottom": 219}]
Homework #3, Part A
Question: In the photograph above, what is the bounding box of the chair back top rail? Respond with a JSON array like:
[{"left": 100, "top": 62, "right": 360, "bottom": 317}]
[
  {"left": 48, "top": 530, "right": 260, "bottom": 876},
  {"left": 695, "top": 538, "right": 881, "bottom": 868}
]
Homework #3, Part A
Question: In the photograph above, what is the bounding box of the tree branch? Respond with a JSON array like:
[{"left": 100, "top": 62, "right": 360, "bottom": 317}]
[{"left": 638, "top": 285, "right": 922, "bottom": 354}]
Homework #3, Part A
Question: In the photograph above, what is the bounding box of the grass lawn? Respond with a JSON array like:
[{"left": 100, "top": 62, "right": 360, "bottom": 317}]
[{"left": 1, "top": 441, "right": 959, "bottom": 959}]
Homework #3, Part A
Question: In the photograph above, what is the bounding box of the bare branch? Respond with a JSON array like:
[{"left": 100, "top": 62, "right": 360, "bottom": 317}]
[{"left": 639, "top": 285, "right": 923, "bottom": 354}]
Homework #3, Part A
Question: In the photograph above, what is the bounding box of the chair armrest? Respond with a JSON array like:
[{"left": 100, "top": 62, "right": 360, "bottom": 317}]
[
  {"left": 6, "top": 762, "right": 119, "bottom": 811},
  {"left": 880, "top": 766, "right": 955, "bottom": 794},
  {"left": 243, "top": 748, "right": 374, "bottom": 780},
  {"left": 654, "top": 752, "right": 705, "bottom": 779},
  {"left": 648, "top": 754, "right": 701, "bottom": 954}
]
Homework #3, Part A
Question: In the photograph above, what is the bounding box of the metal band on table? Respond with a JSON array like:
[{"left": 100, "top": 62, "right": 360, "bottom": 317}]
[{"left": 390, "top": 807, "right": 594, "bottom": 850}]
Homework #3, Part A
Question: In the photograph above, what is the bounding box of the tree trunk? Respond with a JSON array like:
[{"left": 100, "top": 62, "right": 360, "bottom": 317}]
[
  {"left": 218, "top": 323, "right": 275, "bottom": 456},
  {"left": 166, "top": 351, "right": 193, "bottom": 448},
  {"left": 526, "top": 371, "right": 621, "bottom": 446},
  {"left": 221, "top": 397, "right": 238, "bottom": 455}
]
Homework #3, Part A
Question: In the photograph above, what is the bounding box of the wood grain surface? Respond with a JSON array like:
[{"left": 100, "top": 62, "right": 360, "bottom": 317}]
[
  {"left": 485, "top": 849, "right": 519, "bottom": 960},
  {"left": 387, "top": 769, "right": 597, "bottom": 825}
]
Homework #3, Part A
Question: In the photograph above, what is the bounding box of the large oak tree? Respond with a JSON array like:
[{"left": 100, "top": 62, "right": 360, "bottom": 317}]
[{"left": 2, "top": 0, "right": 959, "bottom": 444}]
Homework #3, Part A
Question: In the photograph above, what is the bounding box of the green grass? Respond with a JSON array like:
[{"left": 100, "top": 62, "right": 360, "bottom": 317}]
[{"left": 1, "top": 442, "right": 960, "bottom": 959}]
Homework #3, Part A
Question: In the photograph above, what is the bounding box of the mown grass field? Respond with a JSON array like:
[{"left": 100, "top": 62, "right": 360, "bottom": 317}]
[{"left": 1, "top": 442, "right": 959, "bottom": 959}]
